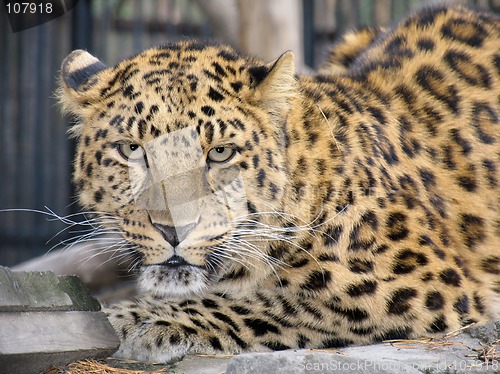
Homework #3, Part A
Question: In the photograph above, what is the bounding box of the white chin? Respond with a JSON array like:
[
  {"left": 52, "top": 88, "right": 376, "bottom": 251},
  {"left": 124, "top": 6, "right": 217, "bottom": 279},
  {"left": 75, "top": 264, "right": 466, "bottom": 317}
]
[{"left": 138, "top": 265, "right": 209, "bottom": 298}]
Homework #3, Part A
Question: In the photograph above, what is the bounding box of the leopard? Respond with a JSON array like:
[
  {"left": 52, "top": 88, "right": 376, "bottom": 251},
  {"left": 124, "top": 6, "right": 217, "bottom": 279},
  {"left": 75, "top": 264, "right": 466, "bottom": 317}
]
[
  {"left": 58, "top": 5, "right": 499, "bottom": 363},
  {"left": 318, "top": 26, "right": 385, "bottom": 75}
]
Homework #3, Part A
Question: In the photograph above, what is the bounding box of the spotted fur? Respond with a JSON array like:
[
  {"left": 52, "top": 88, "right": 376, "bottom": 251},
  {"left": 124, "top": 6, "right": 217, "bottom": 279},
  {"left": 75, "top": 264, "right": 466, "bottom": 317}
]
[
  {"left": 58, "top": 6, "right": 499, "bottom": 363},
  {"left": 319, "top": 26, "right": 385, "bottom": 75}
]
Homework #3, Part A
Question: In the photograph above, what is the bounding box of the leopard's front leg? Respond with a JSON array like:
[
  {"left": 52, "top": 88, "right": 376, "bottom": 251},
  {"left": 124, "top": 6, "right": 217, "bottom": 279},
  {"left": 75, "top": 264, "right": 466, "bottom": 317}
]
[{"left": 105, "top": 290, "right": 323, "bottom": 363}]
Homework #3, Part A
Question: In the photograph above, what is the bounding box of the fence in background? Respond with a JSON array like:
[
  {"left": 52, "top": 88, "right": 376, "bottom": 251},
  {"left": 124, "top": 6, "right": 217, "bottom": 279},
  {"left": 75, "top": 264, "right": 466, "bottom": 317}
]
[
  {"left": 0, "top": 0, "right": 212, "bottom": 265},
  {"left": 0, "top": 0, "right": 498, "bottom": 265}
]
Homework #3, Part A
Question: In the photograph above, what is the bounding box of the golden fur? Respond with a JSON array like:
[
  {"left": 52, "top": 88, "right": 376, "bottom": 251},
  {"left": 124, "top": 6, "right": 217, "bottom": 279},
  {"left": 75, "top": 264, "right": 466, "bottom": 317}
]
[{"left": 59, "top": 5, "right": 499, "bottom": 362}]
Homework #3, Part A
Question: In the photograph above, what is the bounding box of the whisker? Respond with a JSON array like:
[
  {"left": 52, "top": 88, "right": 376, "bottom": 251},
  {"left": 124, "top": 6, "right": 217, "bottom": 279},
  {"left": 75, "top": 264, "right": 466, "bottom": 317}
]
[{"left": 214, "top": 203, "right": 351, "bottom": 281}]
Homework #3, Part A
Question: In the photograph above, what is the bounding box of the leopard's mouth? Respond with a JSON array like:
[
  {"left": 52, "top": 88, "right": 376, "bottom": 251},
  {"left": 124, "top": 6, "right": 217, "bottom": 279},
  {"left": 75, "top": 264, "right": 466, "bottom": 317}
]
[
  {"left": 133, "top": 236, "right": 236, "bottom": 297},
  {"left": 138, "top": 261, "right": 212, "bottom": 298},
  {"left": 159, "top": 254, "right": 191, "bottom": 267}
]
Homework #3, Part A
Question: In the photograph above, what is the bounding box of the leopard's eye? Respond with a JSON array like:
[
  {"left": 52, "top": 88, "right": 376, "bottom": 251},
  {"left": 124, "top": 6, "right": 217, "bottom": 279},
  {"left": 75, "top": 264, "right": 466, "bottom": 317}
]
[
  {"left": 207, "top": 147, "right": 235, "bottom": 163},
  {"left": 118, "top": 143, "right": 145, "bottom": 161}
]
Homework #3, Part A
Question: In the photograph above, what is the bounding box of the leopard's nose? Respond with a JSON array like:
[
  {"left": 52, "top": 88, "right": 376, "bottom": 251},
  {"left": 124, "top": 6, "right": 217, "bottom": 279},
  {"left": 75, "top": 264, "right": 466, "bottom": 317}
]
[
  {"left": 153, "top": 222, "right": 197, "bottom": 247},
  {"left": 154, "top": 224, "right": 179, "bottom": 247}
]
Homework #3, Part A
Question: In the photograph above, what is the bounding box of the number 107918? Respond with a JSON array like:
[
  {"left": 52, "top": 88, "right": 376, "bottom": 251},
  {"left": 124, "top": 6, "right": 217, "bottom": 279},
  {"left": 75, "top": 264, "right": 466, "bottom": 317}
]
[{"left": 6, "top": 2, "right": 53, "bottom": 14}]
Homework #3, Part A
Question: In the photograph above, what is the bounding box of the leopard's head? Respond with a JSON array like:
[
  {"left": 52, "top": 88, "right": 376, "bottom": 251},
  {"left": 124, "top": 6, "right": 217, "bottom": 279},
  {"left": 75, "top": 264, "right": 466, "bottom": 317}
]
[{"left": 58, "top": 41, "right": 296, "bottom": 297}]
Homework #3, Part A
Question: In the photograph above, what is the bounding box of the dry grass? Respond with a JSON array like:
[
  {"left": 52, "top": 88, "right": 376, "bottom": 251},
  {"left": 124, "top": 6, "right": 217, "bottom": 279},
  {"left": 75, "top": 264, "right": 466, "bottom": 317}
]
[
  {"left": 469, "top": 339, "right": 500, "bottom": 364},
  {"left": 306, "top": 348, "right": 346, "bottom": 355},
  {"left": 383, "top": 323, "right": 476, "bottom": 350},
  {"left": 44, "top": 360, "right": 168, "bottom": 374},
  {"left": 384, "top": 323, "right": 500, "bottom": 367},
  {"left": 194, "top": 353, "right": 235, "bottom": 358}
]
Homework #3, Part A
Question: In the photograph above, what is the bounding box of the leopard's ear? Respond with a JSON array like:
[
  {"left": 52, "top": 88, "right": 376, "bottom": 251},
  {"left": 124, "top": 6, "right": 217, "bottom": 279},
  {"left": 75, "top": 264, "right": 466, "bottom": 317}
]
[
  {"left": 248, "top": 51, "right": 297, "bottom": 119},
  {"left": 61, "top": 50, "right": 107, "bottom": 92},
  {"left": 57, "top": 50, "right": 109, "bottom": 135}
]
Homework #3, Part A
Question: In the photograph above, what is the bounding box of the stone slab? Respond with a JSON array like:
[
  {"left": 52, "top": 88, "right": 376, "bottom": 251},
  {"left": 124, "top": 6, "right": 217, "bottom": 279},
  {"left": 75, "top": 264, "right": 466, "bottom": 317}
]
[
  {"left": 57, "top": 274, "right": 102, "bottom": 311},
  {"left": 170, "top": 354, "right": 233, "bottom": 374},
  {"left": 467, "top": 320, "right": 500, "bottom": 342},
  {"left": 226, "top": 346, "right": 498, "bottom": 374},
  {"left": 0, "top": 266, "right": 119, "bottom": 374},
  {"left": 0, "top": 311, "right": 118, "bottom": 354},
  {"left": 0, "top": 311, "right": 119, "bottom": 374},
  {"left": 226, "top": 321, "right": 500, "bottom": 374},
  {"left": 0, "top": 265, "right": 31, "bottom": 309},
  {"left": 0, "top": 266, "right": 101, "bottom": 312}
]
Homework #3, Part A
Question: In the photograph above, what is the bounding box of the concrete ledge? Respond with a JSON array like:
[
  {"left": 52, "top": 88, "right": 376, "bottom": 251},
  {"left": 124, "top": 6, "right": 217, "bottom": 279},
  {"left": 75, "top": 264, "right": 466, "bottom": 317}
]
[
  {"left": 0, "top": 266, "right": 119, "bottom": 374},
  {"left": 226, "top": 322, "right": 500, "bottom": 374},
  {"left": 0, "top": 266, "right": 101, "bottom": 312}
]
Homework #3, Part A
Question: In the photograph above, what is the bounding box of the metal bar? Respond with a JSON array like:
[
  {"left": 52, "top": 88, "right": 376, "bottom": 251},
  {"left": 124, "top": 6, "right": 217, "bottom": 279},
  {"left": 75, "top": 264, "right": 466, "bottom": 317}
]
[{"left": 302, "top": 0, "right": 315, "bottom": 68}]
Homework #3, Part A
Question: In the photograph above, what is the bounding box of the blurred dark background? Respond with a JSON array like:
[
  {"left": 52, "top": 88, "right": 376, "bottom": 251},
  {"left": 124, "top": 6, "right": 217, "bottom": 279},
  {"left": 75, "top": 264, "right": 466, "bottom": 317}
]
[{"left": 1, "top": 0, "right": 499, "bottom": 266}]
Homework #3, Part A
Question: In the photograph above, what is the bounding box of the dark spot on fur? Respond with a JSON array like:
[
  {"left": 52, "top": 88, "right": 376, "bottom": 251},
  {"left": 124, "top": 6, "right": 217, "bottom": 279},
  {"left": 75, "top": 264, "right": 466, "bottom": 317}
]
[
  {"left": 248, "top": 65, "right": 269, "bottom": 86},
  {"left": 220, "top": 267, "right": 250, "bottom": 281},
  {"left": 419, "top": 168, "right": 436, "bottom": 188},
  {"left": 155, "top": 335, "right": 163, "bottom": 347},
  {"left": 415, "top": 65, "right": 460, "bottom": 114},
  {"left": 137, "top": 119, "right": 147, "bottom": 139},
  {"left": 387, "top": 288, "right": 417, "bottom": 315},
  {"left": 482, "top": 256, "right": 500, "bottom": 275},
  {"left": 201, "top": 105, "right": 215, "bottom": 116},
  {"left": 209, "top": 336, "right": 223, "bottom": 351},
  {"left": 320, "top": 338, "right": 353, "bottom": 348},
  {"left": 425, "top": 291, "right": 445, "bottom": 310},
  {"left": 85, "top": 163, "right": 93, "bottom": 177},
  {"left": 290, "top": 258, "right": 309, "bottom": 268},
  {"left": 208, "top": 87, "right": 224, "bottom": 101},
  {"left": 230, "top": 305, "right": 251, "bottom": 315},
  {"left": 202, "top": 298, "right": 219, "bottom": 309},
  {"left": 257, "top": 169, "right": 266, "bottom": 188},
  {"left": 346, "top": 280, "right": 378, "bottom": 297},
  {"left": 325, "top": 302, "right": 369, "bottom": 322},
  {"left": 459, "top": 214, "right": 486, "bottom": 249},
  {"left": 417, "top": 38, "right": 435, "bottom": 51},
  {"left": 302, "top": 270, "right": 332, "bottom": 292},
  {"left": 350, "top": 326, "right": 374, "bottom": 336},
  {"left": 94, "top": 188, "right": 105, "bottom": 203},
  {"left": 392, "top": 249, "right": 428, "bottom": 274},
  {"left": 375, "top": 326, "right": 413, "bottom": 341},
  {"left": 428, "top": 315, "right": 448, "bottom": 333},
  {"left": 134, "top": 101, "right": 144, "bottom": 114},
  {"left": 181, "top": 325, "right": 198, "bottom": 336},
  {"left": 444, "top": 49, "right": 491, "bottom": 88},
  {"left": 439, "top": 268, "right": 461, "bottom": 287},
  {"left": 297, "top": 334, "right": 310, "bottom": 348},
  {"left": 386, "top": 212, "right": 409, "bottom": 241},
  {"left": 458, "top": 175, "right": 477, "bottom": 192},
  {"left": 471, "top": 102, "right": 497, "bottom": 145},
  {"left": 421, "top": 272, "right": 434, "bottom": 282},
  {"left": 473, "top": 292, "right": 486, "bottom": 314},
  {"left": 348, "top": 258, "right": 374, "bottom": 273},
  {"left": 318, "top": 253, "right": 339, "bottom": 262},
  {"left": 218, "top": 50, "right": 238, "bottom": 61},
  {"left": 454, "top": 295, "right": 469, "bottom": 314},
  {"left": 243, "top": 318, "right": 279, "bottom": 336},
  {"left": 231, "top": 81, "right": 243, "bottom": 92},
  {"left": 227, "top": 329, "right": 248, "bottom": 349},
  {"left": 262, "top": 341, "right": 290, "bottom": 351},
  {"left": 441, "top": 18, "right": 487, "bottom": 48},
  {"left": 212, "top": 312, "right": 240, "bottom": 332},
  {"left": 169, "top": 331, "right": 181, "bottom": 345},
  {"left": 323, "top": 225, "right": 343, "bottom": 246}
]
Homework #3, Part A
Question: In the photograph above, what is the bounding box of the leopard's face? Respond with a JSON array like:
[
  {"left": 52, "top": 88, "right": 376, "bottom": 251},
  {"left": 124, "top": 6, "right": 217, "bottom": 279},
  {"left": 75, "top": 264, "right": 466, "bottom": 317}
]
[{"left": 60, "top": 42, "right": 296, "bottom": 297}]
